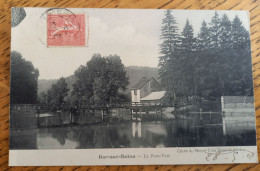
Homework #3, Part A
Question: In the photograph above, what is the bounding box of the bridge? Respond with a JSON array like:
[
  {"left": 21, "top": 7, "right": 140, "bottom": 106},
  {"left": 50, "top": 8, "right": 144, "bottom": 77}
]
[
  {"left": 10, "top": 102, "right": 225, "bottom": 130},
  {"left": 10, "top": 102, "right": 183, "bottom": 109},
  {"left": 10, "top": 102, "right": 183, "bottom": 129},
  {"left": 10, "top": 102, "right": 185, "bottom": 121}
]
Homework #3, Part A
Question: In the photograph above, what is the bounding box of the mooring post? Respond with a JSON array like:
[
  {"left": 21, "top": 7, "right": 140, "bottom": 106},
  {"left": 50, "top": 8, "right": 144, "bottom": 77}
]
[
  {"left": 37, "top": 107, "right": 40, "bottom": 127},
  {"left": 155, "top": 107, "right": 157, "bottom": 120},
  {"left": 209, "top": 111, "right": 212, "bottom": 124},
  {"left": 136, "top": 108, "right": 138, "bottom": 121},
  {"left": 139, "top": 108, "right": 141, "bottom": 120},
  {"left": 101, "top": 109, "right": 104, "bottom": 122},
  {"left": 161, "top": 108, "right": 163, "bottom": 120},
  {"left": 200, "top": 108, "right": 202, "bottom": 120}
]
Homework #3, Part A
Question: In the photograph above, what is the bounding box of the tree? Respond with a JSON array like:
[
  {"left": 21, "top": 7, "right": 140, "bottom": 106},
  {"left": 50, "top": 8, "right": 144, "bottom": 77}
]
[
  {"left": 181, "top": 20, "right": 195, "bottom": 50},
  {"left": 38, "top": 91, "right": 47, "bottom": 104},
  {"left": 159, "top": 10, "right": 180, "bottom": 68},
  {"left": 158, "top": 10, "right": 181, "bottom": 103},
  {"left": 231, "top": 15, "right": 250, "bottom": 50},
  {"left": 208, "top": 12, "right": 221, "bottom": 49},
  {"left": 48, "top": 77, "right": 69, "bottom": 106},
  {"left": 213, "top": 15, "right": 252, "bottom": 96},
  {"left": 197, "top": 20, "right": 210, "bottom": 51},
  {"left": 159, "top": 10, "right": 181, "bottom": 84},
  {"left": 158, "top": 12, "right": 253, "bottom": 107},
  {"left": 230, "top": 15, "right": 252, "bottom": 95},
  {"left": 10, "top": 51, "right": 39, "bottom": 104},
  {"left": 73, "top": 54, "right": 129, "bottom": 106},
  {"left": 174, "top": 20, "right": 196, "bottom": 101},
  {"left": 199, "top": 13, "right": 232, "bottom": 98},
  {"left": 47, "top": 89, "right": 52, "bottom": 106},
  {"left": 219, "top": 14, "right": 232, "bottom": 48},
  {"left": 201, "top": 13, "right": 252, "bottom": 98},
  {"left": 196, "top": 21, "right": 214, "bottom": 99}
]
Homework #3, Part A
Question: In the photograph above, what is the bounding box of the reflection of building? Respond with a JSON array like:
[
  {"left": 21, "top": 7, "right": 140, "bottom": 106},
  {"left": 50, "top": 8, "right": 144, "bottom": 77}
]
[
  {"left": 131, "top": 77, "right": 166, "bottom": 104},
  {"left": 221, "top": 96, "right": 256, "bottom": 136},
  {"left": 130, "top": 122, "right": 167, "bottom": 147},
  {"left": 132, "top": 122, "right": 141, "bottom": 138}
]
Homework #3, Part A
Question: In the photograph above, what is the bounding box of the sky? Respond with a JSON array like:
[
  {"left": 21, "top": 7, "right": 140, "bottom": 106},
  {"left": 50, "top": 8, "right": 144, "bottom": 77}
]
[{"left": 11, "top": 8, "right": 250, "bottom": 79}]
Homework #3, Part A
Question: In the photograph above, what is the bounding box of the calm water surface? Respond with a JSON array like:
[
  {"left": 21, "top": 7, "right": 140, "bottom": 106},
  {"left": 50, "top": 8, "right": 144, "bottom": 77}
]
[{"left": 10, "top": 118, "right": 256, "bottom": 149}]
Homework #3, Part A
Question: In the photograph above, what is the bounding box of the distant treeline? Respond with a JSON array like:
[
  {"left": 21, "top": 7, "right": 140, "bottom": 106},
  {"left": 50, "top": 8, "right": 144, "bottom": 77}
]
[
  {"left": 159, "top": 10, "right": 252, "bottom": 104},
  {"left": 37, "top": 66, "right": 159, "bottom": 95}
]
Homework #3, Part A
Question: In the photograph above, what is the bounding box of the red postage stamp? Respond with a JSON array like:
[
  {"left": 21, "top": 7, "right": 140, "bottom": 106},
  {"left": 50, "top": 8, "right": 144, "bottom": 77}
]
[{"left": 47, "top": 14, "right": 85, "bottom": 47}]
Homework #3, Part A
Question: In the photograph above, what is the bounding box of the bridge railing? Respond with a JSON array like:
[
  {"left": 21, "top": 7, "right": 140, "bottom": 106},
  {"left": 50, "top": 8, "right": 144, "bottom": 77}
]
[
  {"left": 10, "top": 101, "right": 169, "bottom": 111},
  {"left": 10, "top": 104, "right": 50, "bottom": 110},
  {"left": 77, "top": 102, "right": 164, "bottom": 108}
]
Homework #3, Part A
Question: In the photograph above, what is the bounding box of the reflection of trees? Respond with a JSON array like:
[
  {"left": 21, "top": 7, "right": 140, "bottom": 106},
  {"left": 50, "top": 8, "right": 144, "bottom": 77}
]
[
  {"left": 48, "top": 121, "right": 257, "bottom": 148},
  {"left": 73, "top": 124, "right": 130, "bottom": 149},
  {"left": 10, "top": 131, "right": 38, "bottom": 149},
  {"left": 92, "top": 124, "right": 130, "bottom": 148},
  {"left": 163, "top": 119, "right": 229, "bottom": 147},
  {"left": 225, "top": 130, "right": 256, "bottom": 146},
  {"left": 51, "top": 127, "right": 68, "bottom": 146},
  {"left": 48, "top": 124, "right": 131, "bottom": 148},
  {"left": 163, "top": 120, "right": 199, "bottom": 147},
  {"left": 75, "top": 126, "right": 95, "bottom": 148}
]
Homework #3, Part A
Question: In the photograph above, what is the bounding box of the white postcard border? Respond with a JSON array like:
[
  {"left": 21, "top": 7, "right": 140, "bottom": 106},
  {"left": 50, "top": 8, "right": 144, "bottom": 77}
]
[{"left": 9, "top": 146, "right": 258, "bottom": 166}]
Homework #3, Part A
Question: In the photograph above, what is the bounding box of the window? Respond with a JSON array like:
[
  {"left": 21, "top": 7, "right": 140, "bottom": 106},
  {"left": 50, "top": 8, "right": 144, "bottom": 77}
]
[{"left": 134, "top": 90, "right": 137, "bottom": 95}]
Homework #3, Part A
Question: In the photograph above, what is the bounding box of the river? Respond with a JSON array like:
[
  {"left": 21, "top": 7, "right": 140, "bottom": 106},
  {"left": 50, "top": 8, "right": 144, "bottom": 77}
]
[{"left": 10, "top": 116, "right": 256, "bottom": 149}]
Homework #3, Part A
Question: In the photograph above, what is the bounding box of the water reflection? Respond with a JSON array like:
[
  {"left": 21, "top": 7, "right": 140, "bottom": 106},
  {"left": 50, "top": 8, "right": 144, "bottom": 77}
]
[
  {"left": 222, "top": 112, "right": 256, "bottom": 136},
  {"left": 132, "top": 122, "right": 141, "bottom": 138},
  {"left": 10, "top": 115, "right": 256, "bottom": 149}
]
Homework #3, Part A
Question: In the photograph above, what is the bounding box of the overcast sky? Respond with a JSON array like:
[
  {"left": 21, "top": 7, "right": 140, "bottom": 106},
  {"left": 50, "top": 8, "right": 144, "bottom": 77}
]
[{"left": 11, "top": 8, "right": 250, "bottom": 79}]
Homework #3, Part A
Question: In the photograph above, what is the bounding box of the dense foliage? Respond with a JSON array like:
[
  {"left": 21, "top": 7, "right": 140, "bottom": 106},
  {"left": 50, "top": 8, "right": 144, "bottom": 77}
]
[
  {"left": 38, "top": 77, "right": 69, "bottom": 106},
  {"left": 72, "top": 54, "right": 129, "bottom": 106},
  {"left": 159, "top": 11, "right": 253, "bottom": 105},
  {"left": 10, "top": 51, "right": 39, "bottom": 104}
]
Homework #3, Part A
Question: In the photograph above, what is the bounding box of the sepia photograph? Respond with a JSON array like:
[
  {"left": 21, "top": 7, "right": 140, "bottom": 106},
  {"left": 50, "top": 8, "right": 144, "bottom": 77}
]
[{"left": 9, "top": 7, "right": 257, "bottom": 165}]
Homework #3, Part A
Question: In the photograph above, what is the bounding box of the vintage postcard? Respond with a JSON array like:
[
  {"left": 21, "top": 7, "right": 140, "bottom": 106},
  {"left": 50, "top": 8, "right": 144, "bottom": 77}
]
[{"left": 9, "top": 7, "right": 257, "bottom": 166}]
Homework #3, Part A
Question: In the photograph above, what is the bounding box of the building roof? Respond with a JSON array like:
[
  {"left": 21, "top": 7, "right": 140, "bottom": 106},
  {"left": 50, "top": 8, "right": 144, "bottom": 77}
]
[
  {"left": 131, "top": 77, "right": 151, "bottom": 90},
  {"left": 141, "top": 91, "right": 166, "bottom": 101},
  {"left": 222, "top": 96, "right": 254, "bottom": 103}
]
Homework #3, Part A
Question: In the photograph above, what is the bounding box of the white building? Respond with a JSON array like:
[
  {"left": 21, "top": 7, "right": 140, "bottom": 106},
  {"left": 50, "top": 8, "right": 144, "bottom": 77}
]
[{"left": 131, "top": 77, "right": 165, "bottom": 104}]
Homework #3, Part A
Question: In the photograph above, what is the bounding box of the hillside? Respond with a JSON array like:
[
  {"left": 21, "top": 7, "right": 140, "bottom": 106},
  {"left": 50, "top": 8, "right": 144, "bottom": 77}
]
[
  {"left": 38, "top": 75, "right": 76, "bottom": 94},
  {"left": 38, "top": 66, "right": 159, "bottom": 94}
]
